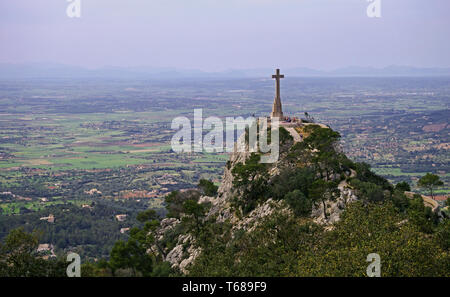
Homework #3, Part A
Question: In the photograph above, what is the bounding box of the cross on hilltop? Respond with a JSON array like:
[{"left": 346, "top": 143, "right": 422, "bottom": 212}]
[{"left": 271, "top": 69, "right": 284, "bottom": 119}]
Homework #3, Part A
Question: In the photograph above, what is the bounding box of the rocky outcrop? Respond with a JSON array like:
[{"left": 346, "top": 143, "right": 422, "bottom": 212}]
[
  {"left": 164, "top": 233, "right": 201, "bottom": 274},
  {"left": 153, "top": 218, "right": 179, "bottom": 244},
  {"left": 233, "top": 199, "right": 289, "bottom": 232},
  {"left": 154, "top": 123, "right": 361, "bottom": 274},
  {"left": 312, "top": 186, "right": 359, "bottom": 226}
]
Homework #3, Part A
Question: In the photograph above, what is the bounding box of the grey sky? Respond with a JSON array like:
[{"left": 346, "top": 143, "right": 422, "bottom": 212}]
[{"left": 0, "top": 0, "right": 449, "bottom": 71}]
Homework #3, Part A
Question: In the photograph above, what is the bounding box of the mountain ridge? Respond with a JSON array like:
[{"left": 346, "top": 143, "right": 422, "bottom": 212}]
[{"left": 1, "top": 63, "right": 450, "bottom": 79}]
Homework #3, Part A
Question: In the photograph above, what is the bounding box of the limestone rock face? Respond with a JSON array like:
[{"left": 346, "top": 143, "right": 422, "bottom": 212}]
[
  {"left": 157, "top": 217, "right": 180, "bottom": 241},
  {"left": 233, "top": 199, "right": 289, "bottom": 233},
  {"left": 154, "top": 123, "right": 360, "bottom": 274},
  {"left": 312, "top": 186, "right": 359, "bottom": 226},
  {"left": 164, "top": 233, "right": 201, "bottom": 274},
  {"left": 165, "top": 243, "right": 183, "bottom": 266},
  {"left": 179, "top": 244, "right": 201, "bottom": 273}
]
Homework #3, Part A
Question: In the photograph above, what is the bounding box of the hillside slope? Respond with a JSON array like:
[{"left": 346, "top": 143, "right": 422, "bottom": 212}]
[{"left": 153, "top": 124, "right": 450, "bottom": 277}]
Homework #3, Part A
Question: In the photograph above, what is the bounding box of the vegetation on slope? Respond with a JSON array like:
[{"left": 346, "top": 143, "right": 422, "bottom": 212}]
[{"left": 0, "top": 125, "right": 448, "bottom": 277}]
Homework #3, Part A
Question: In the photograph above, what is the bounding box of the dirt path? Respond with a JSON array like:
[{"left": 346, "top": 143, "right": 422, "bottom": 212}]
[{"left": 285, "top": 127, "right": 302, "bottom": 143}]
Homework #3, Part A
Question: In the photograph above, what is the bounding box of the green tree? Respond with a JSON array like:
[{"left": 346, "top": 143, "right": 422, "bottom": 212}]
[
  {"left": 136, "top": 209, "right": 158, "bottom": 223},
  {"left": 353, "top": 162, "right": 392, "bottom": 191},
  {"left": 165, "top": 190, "right": 201, "bottom": 219},
  {"left": 182, "top": 200, "right": 207, "bottom": 236},
  {"left": 390, "top": 189, "right": 410, "bottom": 212},
  {"left": 302, "top": 126, "right": 341, "bottom": 180},
  {"left": 303, "top": 126, "right": 340, "bottom": 153},
  {"left": 269, "top": 167, "right": 315, "bottom": 200},
  {"left": 352, "top": 179, "right": 385, "bottom": 203},
  {"left": 0, "top": 228, "right": 66, "bottom": 277},
  {"left": 188, "top": 201, "right": 450, "bottom": 277},
  {"left": 418, "top": 173, "right": 443, "bottom": 199},
  {"left": 435, "top": 219, "right": 450, "bottom": 251},
  {"left": 0, "top": 228, "right": 41, "bottom": 277},
  {"left": 232, "top": 153, "right": 268, "bottom": 214},
  {"left": 232, "top": 153, "right": 266, "bottom": 187},
  {"left": 295, "top": 202, "right": 449, "bottom": 277},
  {"left": 309, "top": 180, "right": 340, "bottom": 219},
  {"left": 109, "top": 230, "right": 153, "bottom": 276},
  {"left": 108, "top": 207, "right": 174, "bottom": 277},
  {"left": 198, "top": 179, "right": 218, "bottom": 197},
  {"left": 284, "top": 190, "right": 312, "bottom": 217},
  {"left": 407, "top": 196, "right": 436, "bottom": 234},
  {"left": 395, "top": 181, "right": 411, "bottom": 192}
]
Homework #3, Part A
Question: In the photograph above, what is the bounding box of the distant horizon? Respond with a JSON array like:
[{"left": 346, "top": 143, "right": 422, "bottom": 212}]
[
  {"left": 3, "top": 62, "right": 450, "bottom": 72},
  {"left": 1, "top": 0, "right": 449, "bottom": 71},
  {"left": 1, "top": 63, "right": 450, "bottom": 79}
]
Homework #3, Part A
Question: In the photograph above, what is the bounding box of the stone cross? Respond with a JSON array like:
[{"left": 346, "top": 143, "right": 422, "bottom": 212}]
[
  {"left": 271, "top": 69, "right": 284, "bottom": 118},
  {"left": 272, "top": 68, "right": 284, "bottom": 100}
]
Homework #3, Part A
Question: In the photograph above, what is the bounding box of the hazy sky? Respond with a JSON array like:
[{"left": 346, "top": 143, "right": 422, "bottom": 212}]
[{"left": 1, "top": 0, "right": 449, "bottom": 71}]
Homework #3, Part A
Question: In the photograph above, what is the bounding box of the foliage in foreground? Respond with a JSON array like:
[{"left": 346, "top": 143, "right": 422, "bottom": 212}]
[
  {"left": 188, "top": 201, "right": 450, "bottom": 277},
  {"left": 186, "top": 125, "right": 449, "bottom": 277},
  {"left": 0, "top": 228, "right": 66, "bottom": 277}
]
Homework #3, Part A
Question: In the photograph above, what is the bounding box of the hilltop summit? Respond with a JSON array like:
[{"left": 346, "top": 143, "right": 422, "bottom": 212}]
[
  {"left": 138, "top": 69, "right": 450, "bottom": 277},
  {"left": 149, "top": 117, "right": 450, "bottom": 277},
  {"left": 156, "top": 124, "right": 373, "bottom": 272}
]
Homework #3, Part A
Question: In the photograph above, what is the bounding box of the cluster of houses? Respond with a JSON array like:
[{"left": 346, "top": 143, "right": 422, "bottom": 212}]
[
  {"left": 116, "top": 214, "right": 130, "bottom": 234},
  {"left": 85, "top": 188, "right": 102, "bottom": 195}
]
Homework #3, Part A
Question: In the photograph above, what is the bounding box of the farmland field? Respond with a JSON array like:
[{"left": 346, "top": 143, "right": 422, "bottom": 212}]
[{"left": 0, "top": 77, "right": 448, "bottom": 259}]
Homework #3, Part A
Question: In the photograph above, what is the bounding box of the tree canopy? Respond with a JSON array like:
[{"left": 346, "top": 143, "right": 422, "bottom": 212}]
[{"left": 418, "top": 173, "right": 443, "bottom": 199}]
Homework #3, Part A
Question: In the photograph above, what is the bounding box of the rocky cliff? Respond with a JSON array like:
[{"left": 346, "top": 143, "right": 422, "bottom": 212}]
[{"left": 152, "top": 123, "right": 366, "bottom": 274}]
